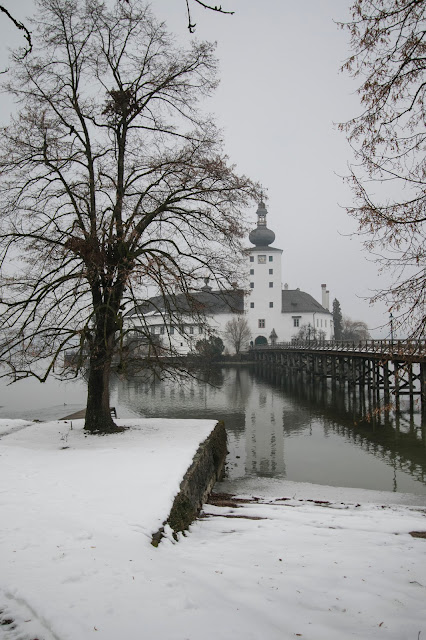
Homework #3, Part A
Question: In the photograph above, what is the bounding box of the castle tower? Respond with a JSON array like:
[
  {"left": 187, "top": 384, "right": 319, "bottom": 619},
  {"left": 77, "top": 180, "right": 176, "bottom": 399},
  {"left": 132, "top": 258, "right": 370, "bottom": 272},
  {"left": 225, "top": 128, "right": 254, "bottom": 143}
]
[{"left": 246, "top": 201, "right": 283, "bottom": 345}]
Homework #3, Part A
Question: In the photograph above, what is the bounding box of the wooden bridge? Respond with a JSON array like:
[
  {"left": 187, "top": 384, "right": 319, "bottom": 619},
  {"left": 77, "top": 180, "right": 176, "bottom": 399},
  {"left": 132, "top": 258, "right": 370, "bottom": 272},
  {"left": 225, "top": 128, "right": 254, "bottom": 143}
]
[{"left": 250, "top": 339, "right": 426, "bottom": 415}]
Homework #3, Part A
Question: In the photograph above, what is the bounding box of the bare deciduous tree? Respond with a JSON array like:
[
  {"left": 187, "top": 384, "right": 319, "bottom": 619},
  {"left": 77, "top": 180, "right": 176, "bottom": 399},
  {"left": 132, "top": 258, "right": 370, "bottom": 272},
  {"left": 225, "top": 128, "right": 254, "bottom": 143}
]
[
  {"left": 293, "top": 325, "right": 326, "bottom": 342},
  {"left": 339, "top": 0, "right": 426, "bottom": 338},
  {"left": 224, "top": 316, "right": 251, "bottom": 354},
  {"left": 0, "top": 0, "right": 257, "bottom": 433},
  {"left": 341, "top": 317, "right": 371, "bottom": 342}
]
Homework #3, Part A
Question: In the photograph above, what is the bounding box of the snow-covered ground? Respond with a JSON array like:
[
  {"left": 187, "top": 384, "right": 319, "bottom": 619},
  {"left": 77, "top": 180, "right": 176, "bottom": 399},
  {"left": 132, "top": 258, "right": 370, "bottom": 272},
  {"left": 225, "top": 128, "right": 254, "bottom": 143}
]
[{"left": 0, "top": 418, "right": 425, "bottom": 640}]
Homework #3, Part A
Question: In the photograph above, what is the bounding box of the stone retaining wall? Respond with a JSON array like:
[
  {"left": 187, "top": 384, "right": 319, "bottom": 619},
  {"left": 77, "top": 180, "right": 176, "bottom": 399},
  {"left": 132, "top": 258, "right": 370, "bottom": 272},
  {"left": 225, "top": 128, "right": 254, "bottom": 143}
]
[{"left": 152, "top": 421, "right": 227, "bottom": 545}]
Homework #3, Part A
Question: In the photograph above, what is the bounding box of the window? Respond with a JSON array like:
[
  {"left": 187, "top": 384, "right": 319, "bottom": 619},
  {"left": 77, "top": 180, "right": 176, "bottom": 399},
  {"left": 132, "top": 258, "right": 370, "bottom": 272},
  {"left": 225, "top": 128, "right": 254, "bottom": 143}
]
[
  {"left": 269, "top": 269, "right": 273, "bottom": 275},
  {"left": 293, "top": 317, "right": 300, "bottom": 327},
  {"left": 170, "top": 327, "right": 174, "bottom": 335},
  {"left": 250, "top": 269, "right": 254, "bottom": 275},
  {"left": 160, "top": 326, "right": 165, "bottom": 335},
  {"left": 269, "top": 256, "right": 273, "bottom": 262},
  {"left": 250, "top": 302, "right": 254, "bottom": 308},
  {"left": 258, "top": 319, "right": 265, "bottom": 328},
  {"left": 150, "top": 326, "right": 156, "bottom": 335},
  {"left": 199, "top": 326, "right": 203, "bottom": 334},
  {"left": 250, "top": 282, "right": 254, "bottom": 289},
  {"left": 189, "top": 326, "right": 194, "bottom": 335},
  {"left": 258, "top": 255, "right": 266, "bottom": 264},
  {"left": 269, "top": 302, "right": 273, "bottom": 308},
  {"left": 269, "top": 282, "right": 273, "bottom": 288},
  {"left": 250, "top": 256, "right": 254, "bottom": 263}
]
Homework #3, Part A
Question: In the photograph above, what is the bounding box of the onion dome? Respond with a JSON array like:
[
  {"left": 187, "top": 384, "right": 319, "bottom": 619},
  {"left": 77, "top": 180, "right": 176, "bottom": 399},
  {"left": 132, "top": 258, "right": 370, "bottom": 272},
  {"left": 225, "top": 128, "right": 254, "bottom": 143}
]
[{"left": 249, "top": 201, "right": 275, "bottom": 246}]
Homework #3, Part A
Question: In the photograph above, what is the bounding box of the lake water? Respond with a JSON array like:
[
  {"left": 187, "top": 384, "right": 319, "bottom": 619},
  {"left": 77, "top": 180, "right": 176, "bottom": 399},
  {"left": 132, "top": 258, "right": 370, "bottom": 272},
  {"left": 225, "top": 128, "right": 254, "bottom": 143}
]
[{"left": 1, "top": 365, "right": 425, "bottom": 503}]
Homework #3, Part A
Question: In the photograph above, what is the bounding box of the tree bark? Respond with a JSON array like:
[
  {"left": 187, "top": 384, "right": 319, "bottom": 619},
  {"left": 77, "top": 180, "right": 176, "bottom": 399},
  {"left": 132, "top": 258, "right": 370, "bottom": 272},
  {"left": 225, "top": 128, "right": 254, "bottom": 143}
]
[{"left": 84, "top": 331, "right": 120, "bottom": 433}]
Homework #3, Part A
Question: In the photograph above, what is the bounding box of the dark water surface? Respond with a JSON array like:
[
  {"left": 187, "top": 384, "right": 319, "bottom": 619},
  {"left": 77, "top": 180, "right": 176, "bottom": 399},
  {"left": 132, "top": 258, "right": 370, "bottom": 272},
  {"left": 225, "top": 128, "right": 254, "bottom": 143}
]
[{"left": 1, "top": 364, "right": 425, "bottom": 499}]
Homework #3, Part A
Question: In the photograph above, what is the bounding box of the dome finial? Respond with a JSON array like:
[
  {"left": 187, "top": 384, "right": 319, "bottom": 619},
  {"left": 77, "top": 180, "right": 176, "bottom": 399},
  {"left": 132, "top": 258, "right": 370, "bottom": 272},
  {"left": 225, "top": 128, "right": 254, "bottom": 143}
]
[
  {"left": 249, "top": 200, "right": 275, "bottom": 246},
  {"left": 201, "top": 276, "right": 212, "bottom": 292},
  {"left": 256, "top": 199, "right": 267, "bottom": 227}
]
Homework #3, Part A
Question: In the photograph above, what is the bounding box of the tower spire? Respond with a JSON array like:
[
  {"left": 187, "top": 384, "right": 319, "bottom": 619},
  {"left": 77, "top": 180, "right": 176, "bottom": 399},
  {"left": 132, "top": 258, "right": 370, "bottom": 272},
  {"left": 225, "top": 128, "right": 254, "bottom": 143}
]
[
  {"left": 249, "top": 200, "right": 275, "bottom": 246},
  {"left": 257, "top": 199, "right": 267, "bottom": 227}
]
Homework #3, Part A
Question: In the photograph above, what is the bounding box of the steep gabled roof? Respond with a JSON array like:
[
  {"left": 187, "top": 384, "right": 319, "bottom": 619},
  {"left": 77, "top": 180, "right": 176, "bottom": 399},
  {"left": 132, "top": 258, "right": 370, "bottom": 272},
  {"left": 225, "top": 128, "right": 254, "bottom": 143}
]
[
  {"left": 282, "top": 289, "right": 331, "bottom": 314},
  {"left": 126, "top": 289, "right": 244, "bottom": 318}
]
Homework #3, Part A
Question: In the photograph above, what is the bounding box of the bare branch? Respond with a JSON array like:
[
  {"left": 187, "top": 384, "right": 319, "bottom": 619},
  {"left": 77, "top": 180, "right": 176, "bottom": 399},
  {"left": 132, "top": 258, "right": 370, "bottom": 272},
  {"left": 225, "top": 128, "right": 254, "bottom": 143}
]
[
  {"left": 340, "top": 0, "right": 426, "bottom": 338},
  {"left": 0, "top": 5, "right": 32, "bottom": 58},
  {"left": 185, "top": 0, "right": 234, "bottom": 33},
  {"left": 0, "top": 0, "right": 258, "bottom": 432}
]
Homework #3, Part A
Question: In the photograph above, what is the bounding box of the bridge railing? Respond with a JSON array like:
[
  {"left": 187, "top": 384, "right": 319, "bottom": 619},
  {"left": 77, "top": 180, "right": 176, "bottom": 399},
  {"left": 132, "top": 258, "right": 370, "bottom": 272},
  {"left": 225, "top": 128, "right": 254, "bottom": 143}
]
[{"left": 250, "top": 338, "right": 426, "bottom": 357}]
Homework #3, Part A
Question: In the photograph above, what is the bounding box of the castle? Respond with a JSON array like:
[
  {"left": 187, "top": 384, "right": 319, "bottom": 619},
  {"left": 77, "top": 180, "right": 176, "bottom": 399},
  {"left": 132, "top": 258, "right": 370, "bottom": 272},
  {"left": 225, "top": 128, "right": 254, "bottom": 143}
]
[{"left": 125, "top": 201, "right": 333, "bottom": 354}]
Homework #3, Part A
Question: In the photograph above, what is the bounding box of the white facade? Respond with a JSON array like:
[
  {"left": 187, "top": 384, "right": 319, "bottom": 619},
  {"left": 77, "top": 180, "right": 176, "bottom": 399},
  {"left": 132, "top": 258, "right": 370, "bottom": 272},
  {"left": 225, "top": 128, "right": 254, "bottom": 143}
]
[
  {"left": 125, "top": 202, "right": 334, "bottom": 354},
  {"left": 245, "top": 246, "right": 284, "bottom": 344},
  {"left": 243, "top": 201, "right": 333, "bottom": 347}
]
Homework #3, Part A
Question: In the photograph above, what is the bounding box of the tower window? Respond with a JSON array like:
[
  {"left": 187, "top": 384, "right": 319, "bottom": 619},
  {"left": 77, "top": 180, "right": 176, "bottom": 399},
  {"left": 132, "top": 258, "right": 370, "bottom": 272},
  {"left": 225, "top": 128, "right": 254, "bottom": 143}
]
[
  {"left": 250, "top": 282, "right": 254, "bottom": 289},
  {"left": 269, "top": 302, "right": 273, "bottom": 308},
  {"left": 250, "top": 269, "right": 254, "bottom": 275},
  {"left": 258, "top": 319, "right": 265, "bottom": 328},
  {"left": 269, "top": 269, "right": 273, "bottom": 275},
  {"left": 269, "top": 282, "right": 273, "bottom": 288},
  {"left": 269, "top": 256, "right": 273, "bottom": 262},
  {"left": 250, "top": 256, "right": 254, "bottom": 263},
  {"left": 250, "top": 302, "right": 254, "bottom": 308}
]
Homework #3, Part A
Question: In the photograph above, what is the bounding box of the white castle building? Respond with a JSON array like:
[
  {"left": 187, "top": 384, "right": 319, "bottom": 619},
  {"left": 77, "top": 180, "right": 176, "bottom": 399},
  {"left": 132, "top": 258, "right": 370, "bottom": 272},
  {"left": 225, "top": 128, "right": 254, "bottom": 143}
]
[{"left": 125, "top": 201, "right": 334, "bottom": 354}]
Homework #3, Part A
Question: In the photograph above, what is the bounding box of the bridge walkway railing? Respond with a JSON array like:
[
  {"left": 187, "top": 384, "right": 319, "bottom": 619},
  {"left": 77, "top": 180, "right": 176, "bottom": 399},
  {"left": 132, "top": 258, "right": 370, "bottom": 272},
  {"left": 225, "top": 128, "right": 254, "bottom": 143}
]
[{"left": 250, "top": 339, "right": 426, "bottom": 359}]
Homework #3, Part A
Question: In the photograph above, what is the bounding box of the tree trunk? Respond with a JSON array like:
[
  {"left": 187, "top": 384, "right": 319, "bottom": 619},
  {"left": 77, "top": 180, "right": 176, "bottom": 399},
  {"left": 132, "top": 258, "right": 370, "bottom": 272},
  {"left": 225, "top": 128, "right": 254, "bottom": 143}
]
[{"left": 84, "top": 333, "right": 120, "bottom": 433}]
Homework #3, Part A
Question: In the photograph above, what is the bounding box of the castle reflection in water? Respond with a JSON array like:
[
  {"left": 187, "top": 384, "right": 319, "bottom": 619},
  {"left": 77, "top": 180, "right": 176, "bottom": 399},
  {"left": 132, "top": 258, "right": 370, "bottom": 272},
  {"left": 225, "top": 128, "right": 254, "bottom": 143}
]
[{"left": 113, "top": 365, "right": 426, "bottom": 495}]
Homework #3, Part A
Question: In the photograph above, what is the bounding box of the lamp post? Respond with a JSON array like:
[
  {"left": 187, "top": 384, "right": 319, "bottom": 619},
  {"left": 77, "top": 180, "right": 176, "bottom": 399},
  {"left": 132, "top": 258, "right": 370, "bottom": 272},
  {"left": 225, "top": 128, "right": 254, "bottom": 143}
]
[
  {"left": 308, "top": 323, "right": 311, "bottom": 342},
  {"left": 389, "top": 312, "right": 394, "bottom": 345}
]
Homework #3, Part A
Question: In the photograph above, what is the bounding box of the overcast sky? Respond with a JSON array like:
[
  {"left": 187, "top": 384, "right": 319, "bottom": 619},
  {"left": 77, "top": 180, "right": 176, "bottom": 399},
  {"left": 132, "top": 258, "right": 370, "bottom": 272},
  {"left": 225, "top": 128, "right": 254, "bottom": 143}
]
[{"left": 0, "top": 0, "right": 395, "bottom": 338}]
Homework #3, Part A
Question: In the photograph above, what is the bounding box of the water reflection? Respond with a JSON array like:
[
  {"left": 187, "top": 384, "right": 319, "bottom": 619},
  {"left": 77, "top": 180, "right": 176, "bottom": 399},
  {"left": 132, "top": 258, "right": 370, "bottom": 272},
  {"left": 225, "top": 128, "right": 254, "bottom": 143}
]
[
  {"left": 255, "top": 365, "right": 426, "bottom": 488},
  {"left": 113, "top": 364, "right": 426, "bottom": 496}
]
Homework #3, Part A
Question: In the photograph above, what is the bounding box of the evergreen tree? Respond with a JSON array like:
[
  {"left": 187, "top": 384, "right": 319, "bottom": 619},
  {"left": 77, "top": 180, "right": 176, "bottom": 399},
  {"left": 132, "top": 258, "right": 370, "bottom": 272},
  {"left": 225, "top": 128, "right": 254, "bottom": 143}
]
[
  {"left": 195, "top": 336, "right": 225, "bottom": 361},
  {"left": 333, "top": 299, "right": 343, "bottom": 340}
]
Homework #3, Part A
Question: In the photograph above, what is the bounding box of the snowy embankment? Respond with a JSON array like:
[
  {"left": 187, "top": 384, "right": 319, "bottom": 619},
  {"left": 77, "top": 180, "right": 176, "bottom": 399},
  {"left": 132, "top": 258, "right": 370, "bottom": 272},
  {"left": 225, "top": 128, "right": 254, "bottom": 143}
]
[{"left": 0, "top": 418, "right": 425, "bottom": 640}]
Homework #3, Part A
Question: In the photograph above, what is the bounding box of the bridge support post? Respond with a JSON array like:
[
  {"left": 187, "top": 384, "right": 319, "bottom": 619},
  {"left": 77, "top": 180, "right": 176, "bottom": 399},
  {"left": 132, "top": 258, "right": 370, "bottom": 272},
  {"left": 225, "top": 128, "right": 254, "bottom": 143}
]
[
  {"left": 408, "top": 365, "right": 414, "bottom": 413},
  {"left": 394, "top": 361, "right": 400, "bottom": 413},
  {"left": 383, "top": 360, "right": 390, "bottom": 405},
  {"left": 421, "top": 363, "right": 426, "bottom": 418}
]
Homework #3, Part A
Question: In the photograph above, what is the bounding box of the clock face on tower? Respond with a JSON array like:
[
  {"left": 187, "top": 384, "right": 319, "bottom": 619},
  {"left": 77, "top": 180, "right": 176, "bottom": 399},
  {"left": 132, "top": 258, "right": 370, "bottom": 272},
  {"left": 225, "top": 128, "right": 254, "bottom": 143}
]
[{"left": 258, "top": 255, "right": 266, "bottom": 264}]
